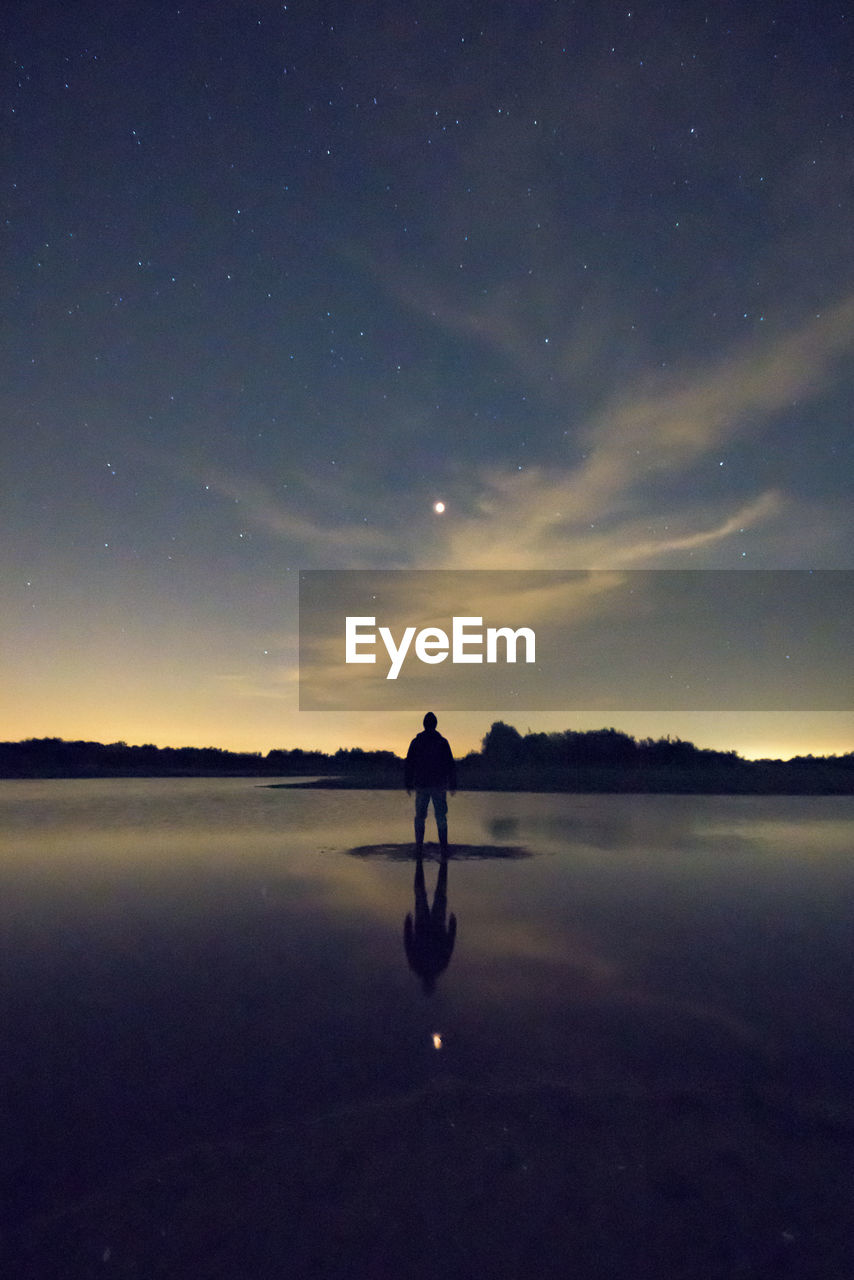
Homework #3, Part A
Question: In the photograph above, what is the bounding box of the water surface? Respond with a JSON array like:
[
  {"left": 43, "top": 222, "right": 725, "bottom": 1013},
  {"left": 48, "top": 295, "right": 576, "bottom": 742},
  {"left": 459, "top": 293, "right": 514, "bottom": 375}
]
[{"left": 2, "top": 780, "right": 852, "bottom": 1277}]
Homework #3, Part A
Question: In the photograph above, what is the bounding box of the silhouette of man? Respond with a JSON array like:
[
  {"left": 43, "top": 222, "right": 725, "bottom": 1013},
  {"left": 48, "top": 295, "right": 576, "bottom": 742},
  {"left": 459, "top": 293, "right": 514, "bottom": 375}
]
[
  {"left": 404, "top": 853, "right": 456, "bottom": 994},
  {"left": 405, "top": 711, "right": 456, "bottom": 853}
]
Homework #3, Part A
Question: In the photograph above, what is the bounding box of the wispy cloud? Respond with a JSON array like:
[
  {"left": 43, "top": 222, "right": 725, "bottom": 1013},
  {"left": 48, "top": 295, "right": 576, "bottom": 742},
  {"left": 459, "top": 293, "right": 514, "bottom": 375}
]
[
  {"left": 415, "top": 295, "right": 854, "bottom": 569},
  {"left": 200, "top": 470, "right": 396, "bottom": 562},
  {"left": 166, "top": 297, "right": 852, "bottom": 574}
]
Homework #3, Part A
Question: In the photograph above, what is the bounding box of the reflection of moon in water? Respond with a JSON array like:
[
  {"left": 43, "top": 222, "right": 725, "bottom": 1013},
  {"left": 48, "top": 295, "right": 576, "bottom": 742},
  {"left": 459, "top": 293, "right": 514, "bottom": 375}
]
[{"left": 433, "top": 500, "right": 445, "bottom": 513}]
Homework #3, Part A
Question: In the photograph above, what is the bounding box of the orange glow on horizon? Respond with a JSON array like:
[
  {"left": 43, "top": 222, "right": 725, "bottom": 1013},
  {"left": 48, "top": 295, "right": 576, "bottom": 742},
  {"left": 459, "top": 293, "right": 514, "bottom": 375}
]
[{"left": 2, "top": 702, "right": 851, "bottom": 763}]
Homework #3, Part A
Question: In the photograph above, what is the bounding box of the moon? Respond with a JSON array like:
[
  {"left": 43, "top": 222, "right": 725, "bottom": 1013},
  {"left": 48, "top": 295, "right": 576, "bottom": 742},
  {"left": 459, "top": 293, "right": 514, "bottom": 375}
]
[{"left": 433, "top": 500, "right": 445, "bottom": 514}]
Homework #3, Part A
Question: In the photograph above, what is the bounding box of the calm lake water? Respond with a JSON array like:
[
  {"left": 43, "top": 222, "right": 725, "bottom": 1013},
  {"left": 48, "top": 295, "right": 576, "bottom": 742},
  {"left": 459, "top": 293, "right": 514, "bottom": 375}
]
[{"left": 2, "top": 779, "right": 853, "bottom": 1278}]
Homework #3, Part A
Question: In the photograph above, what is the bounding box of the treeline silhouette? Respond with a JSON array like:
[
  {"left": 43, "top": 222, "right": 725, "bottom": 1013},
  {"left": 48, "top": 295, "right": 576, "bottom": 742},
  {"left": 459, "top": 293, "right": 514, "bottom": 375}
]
[
  {"left": 1, "top": 725, "right": 852, "bottom": 792},
  {"left": 0, "top": 738, "right": 398, "bottom": 780},
  {"left": 460, "top": 722, "right": 854, "bottom": 794}
]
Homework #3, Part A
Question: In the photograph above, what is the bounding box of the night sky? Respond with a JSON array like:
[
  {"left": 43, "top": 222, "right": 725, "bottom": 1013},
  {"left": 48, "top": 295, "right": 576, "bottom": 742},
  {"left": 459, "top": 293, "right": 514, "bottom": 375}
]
[{"left": 4, "top": 0, "right": 853, "bottom": 759}]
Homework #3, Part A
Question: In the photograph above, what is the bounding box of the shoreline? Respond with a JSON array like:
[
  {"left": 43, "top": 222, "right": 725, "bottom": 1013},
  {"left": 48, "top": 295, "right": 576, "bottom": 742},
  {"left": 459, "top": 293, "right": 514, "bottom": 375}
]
[{"left": 2, "top": 772, "right": 850, "bottom": 796}]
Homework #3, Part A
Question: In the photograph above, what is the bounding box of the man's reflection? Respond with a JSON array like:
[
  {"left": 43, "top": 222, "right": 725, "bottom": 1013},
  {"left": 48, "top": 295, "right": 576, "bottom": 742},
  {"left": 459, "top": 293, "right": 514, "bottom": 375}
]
[{"left": 404, "top": 851, "right": 457, "bottom": 994}]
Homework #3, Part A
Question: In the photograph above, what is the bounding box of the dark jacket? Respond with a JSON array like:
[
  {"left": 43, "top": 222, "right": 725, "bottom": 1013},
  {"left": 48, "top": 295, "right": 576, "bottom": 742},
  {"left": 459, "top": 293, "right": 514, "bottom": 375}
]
[{"left": 405, "top": 728, "right": 457, "bottom": 791}]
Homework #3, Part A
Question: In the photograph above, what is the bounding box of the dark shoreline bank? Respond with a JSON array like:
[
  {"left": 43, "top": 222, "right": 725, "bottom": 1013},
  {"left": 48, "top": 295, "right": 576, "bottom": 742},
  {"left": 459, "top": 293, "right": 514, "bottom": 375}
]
[
  {"left": 278, "top": 770, "right": 854, "bottom": 796},
  {"left": 2, "top": 770, "right": 852, "bottom": 794}
]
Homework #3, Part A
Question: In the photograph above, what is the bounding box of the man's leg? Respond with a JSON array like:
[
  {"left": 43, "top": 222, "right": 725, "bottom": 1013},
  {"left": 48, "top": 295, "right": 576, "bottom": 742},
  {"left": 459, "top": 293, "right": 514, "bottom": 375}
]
[
  {"left": 432, "top": 788, "right": 448, "bottom": 850},
  {"left": 414, "top": 789, "right": 430, "bottom": 849}
]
